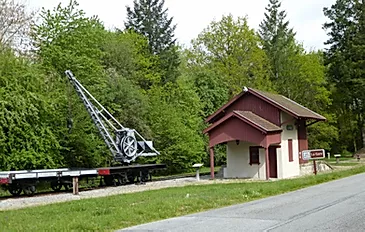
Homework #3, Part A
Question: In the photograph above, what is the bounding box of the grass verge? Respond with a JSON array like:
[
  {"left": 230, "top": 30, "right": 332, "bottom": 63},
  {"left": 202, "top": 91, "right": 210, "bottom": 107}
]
[
  {"left": 328, "top": 162, "right": 360, "bottom": 166},
  {"left": 1, "top": 166, "right": 365, "bottom": 232}
]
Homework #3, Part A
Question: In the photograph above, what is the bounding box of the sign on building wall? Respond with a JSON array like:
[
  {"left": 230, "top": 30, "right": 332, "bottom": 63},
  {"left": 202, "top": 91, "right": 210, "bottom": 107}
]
[{"left": 302, "top": 149, "right": 325, "bottom": 160}]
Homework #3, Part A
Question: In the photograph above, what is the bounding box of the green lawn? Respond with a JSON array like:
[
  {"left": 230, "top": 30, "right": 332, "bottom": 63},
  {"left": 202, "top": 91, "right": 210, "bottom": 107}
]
[
  {"left": 154, "top": 166, "right": 219, "bottom": 180},
  {"left": 1, "top": 166, "right": 365, "bottom": 232},
  {"left": 328, "top": 162, "right": 360, "bottom": 166},
  {"left": 324, "top": 155, "right": 355, "bottom": 162}
]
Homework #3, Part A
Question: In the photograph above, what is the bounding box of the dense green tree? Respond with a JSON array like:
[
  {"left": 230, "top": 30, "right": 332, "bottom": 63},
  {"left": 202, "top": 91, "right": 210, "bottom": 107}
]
[
  {"left": 259, "top": 0, "right": 303, "bottom": 100},
  {"left": 323, "top": 0, "right": 365, "bottom": 152},
  {"left": 32, "top": 0, "right": 106, "bottom": 81},
  {"left": 125, "top": 0, "right": 180, "bottom": 84},
  {"left": 259, "top": 0, "right": 297, "bottom": 82},
  {"left": 102, "top": 31, "right": 161, "bottom": 90},
  {"left": 179, "top": 51, "right": 228, "bottom": 119},
  {"left": 190, "top": 14, "right": 272, "bottom": 96},
  {"left": 102, "top": 69, "right": 152, "bottom": 139},
  {"left": 349, "top": 1, "right": 365, "bottom": 149},
  {"left": 146, "top": 79, "right": 205, "bottom": 173},
  {"left": 0, "top": 48, "right": 62, "bottom": 170},
  {"left": 31, "top": 0, "right": 111, "bottom": 167},
  {"left": 258, "top": 0, "right": 337, "bottom": 151}
]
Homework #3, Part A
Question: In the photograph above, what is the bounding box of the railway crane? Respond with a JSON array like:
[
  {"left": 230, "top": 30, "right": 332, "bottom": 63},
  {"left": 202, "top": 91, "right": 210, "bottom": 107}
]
[
  {"left": 64, "top": 70, "right": 160, "bottom": 163},
  {"left": 0, "top": 70, "right": 165, "bottom": 197}
]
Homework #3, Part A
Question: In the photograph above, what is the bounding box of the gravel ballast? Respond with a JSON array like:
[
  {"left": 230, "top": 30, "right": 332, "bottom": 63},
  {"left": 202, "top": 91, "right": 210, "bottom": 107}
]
[{"left": 0, "top": 177, "right": 214, "bottom": 211}]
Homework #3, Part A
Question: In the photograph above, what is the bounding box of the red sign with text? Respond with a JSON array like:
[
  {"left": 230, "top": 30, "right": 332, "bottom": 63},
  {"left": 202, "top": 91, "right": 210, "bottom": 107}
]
[{"left": 302, "top": 149, "right": 325, "bottom": 160}]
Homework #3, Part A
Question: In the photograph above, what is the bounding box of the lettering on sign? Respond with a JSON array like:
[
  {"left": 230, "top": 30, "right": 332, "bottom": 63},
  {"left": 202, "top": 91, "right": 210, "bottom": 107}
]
[{"left": 302, "top": 149, "right": 325, "bottom": 160}]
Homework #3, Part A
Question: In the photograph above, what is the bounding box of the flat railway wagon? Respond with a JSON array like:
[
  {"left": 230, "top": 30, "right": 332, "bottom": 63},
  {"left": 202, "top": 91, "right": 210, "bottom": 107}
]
[
  {"left": 0, "top": 164, "right": 166, "bottom": 196},
  {"left": 0, "top": 70, "right": 167, "bottom": 197}
]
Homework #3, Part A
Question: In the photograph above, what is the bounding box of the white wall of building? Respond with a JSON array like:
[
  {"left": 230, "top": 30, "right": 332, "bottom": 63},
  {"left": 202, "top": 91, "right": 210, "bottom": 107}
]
[
  {"left": 222, "top": 111, "right": 302, "bottom": 180},
  {"left": 224, "top": 141, "right": 266, "bottom": 180},
  {"left": 280, "top": 112, "right": 300, "bottom": 178}
]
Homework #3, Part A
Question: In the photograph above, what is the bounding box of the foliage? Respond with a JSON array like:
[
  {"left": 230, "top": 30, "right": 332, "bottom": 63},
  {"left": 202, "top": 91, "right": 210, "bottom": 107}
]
[
  {"left": 179, "top": 51, "right": 228, "bottom": 119},
  {"left": 102, "top": 69, "right": 151, "bottom": 138},
  {"left": 258, "top": 0, "right": 337, "bottom": 150},
  {"left": 31, "top": 0, "right": 106, "bottom": 80},
  {"left": 146, "top": 80, "right": 205, "bottom": 173},
  {"left": 0, "top": 0, "right": 361, "bottom": 174},
  {"left": 190, "top": 14, "right": 272, "bottom": 96},
  {"left": 31, "top": 0, "right": 111, "bottom": 168},
  {"left": 102, "top": 30, "right": 161, "bottom": 90},
  {"left": 323, "top": 0, "right": 365, "bottom": 152},
  {"left": 0, "top": 48, "right": 62, "bottom": 170},
  {"left": 259, "top": 0, "right": 297, "bottom": 83},
  {"left": 125, "top": 0, "right": 180, "bottom": 83},
  {"left": 258, "top": 0, "right": 302, "bottom": 98}
]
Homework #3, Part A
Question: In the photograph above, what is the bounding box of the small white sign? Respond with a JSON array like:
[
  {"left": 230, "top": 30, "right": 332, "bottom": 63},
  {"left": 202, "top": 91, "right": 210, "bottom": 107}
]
[{"left": 302, "top": 150, "right": 311, "bottom": 160}]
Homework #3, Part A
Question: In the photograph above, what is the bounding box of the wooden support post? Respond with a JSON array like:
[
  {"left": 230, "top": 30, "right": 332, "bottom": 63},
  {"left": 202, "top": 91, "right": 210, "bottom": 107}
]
[
  {"left": 265, "top": 148, "right": 270, "bottom": 180},
  {"left": 73, "top": 176, "right": 79, "bottom": 195},
  {"left": 210, "top": 147, "right": 215, "bottom": 179},
  {"left": 313, "top": 160, "right": 317, "bottom": 175}
]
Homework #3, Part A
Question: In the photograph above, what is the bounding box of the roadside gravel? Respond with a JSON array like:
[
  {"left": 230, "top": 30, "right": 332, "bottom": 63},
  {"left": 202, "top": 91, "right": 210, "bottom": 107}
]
[{"left": 0, "top": 176, "right": 246, "bottom": 211}]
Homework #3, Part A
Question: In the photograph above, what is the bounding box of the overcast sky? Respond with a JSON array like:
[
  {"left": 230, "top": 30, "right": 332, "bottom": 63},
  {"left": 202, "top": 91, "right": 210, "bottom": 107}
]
[{"left": 21, "top": 0, "right": 336, "bottom": 51}]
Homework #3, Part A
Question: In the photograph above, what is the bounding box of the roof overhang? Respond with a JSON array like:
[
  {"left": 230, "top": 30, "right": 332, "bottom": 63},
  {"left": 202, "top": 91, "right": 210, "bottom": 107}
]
[
  {"left": 203, "top": 111, "right": 282, "bottom": 135},
  {"left": 205, "top": 88, "right": 327, "bottom": 124}
]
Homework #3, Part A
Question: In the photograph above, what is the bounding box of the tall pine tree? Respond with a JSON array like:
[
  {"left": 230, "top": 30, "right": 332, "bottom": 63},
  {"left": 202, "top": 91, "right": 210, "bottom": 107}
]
[
  {"left": 259, "top": 0, "right": 337, "bottom": 151},
  {"left": 125, "top": 0, "right": 180, "bottom": 84},
  {"left": 259, "top": 0, "right": 297, "bottom": 82},
  {"left": 323, "top": 0, "right": 365, "bottom": 152}
]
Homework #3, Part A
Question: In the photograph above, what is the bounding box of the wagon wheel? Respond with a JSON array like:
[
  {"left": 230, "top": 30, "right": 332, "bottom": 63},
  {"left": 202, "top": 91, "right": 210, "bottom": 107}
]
[
  {"left": 121, "top": 135, "right": 138, "bottom": 158},
  {"left": 51, "top": 181, "right": 62, "bottom": 192},
  {"left": 127, "top": 174, "right": 135, "bottom": 184},
  {"left": 23, "top": 185, "right": 36, "bottom": 197},
  {"left": 8, "top": 184, "right": 22, "bottom": 197},
  {"left": 116, "top": 174, "right": 128, "bottom": 185},
  {"left": 141, "top": 171, "right": 149, "bottom": 182},
  {"left": 104, "top": 175, "right": 114, "bottom": 186}
]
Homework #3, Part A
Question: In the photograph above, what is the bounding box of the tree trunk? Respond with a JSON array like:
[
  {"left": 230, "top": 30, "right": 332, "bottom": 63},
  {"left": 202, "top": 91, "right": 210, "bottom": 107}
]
[
  {"left": 359, "top": 113, "right": 365, "bottom": 148},
  {"left": 362, "top": 123, "right": 365, "bottom": 149},
  {"left": 354, "top": 138, "right": 358, "bottom": 153}
]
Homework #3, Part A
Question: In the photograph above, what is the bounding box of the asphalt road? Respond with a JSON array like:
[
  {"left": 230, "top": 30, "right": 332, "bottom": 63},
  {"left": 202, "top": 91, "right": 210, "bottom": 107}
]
[{"left": 119, "top": 173, "right": 365, "bottom": 232}]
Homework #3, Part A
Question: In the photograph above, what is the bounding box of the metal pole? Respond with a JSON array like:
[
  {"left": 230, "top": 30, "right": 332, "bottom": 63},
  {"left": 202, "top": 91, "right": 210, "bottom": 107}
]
[{"left": 313, "top": 160, "right": 317, "bottom": 175}]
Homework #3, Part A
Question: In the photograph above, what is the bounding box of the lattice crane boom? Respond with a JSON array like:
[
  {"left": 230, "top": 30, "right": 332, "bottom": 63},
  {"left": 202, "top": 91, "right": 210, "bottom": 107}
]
[{"left": 65, "top": 70, "right": 160, "bottom": 164}]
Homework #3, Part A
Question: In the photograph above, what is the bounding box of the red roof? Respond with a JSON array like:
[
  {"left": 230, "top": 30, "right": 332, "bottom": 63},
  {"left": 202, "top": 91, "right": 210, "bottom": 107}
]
[
  {"left": 203, "top": 110, "right": 282, "bottom": 134},
  {"left": 206, "top": 87, "right": 326, "bottom": 124}
]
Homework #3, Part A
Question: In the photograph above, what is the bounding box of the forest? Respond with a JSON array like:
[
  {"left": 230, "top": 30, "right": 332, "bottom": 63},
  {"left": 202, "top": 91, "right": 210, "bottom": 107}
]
[{"left": 0, "top": 0, "right": 364, "bottom": 174}]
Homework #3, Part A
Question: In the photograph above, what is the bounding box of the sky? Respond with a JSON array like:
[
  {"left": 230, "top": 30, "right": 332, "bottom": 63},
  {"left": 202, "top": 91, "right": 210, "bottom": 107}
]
[{"left": 20, "top": 0, "right": 336, "bottom": 51}]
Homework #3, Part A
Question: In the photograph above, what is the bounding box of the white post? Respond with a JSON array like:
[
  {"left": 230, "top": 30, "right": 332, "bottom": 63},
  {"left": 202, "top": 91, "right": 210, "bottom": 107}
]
[
  {"left": 73, "top": 176, "right": 79, "bottom": 195},
  {"left": 192, "top": 164, "right": 203, "bottom": 181}
]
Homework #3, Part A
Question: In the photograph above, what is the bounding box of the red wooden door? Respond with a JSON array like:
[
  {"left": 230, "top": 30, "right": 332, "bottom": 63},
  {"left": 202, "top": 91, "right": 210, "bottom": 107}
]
[{"left": 269, "top": 147, "right": 278, "bottom": 178}]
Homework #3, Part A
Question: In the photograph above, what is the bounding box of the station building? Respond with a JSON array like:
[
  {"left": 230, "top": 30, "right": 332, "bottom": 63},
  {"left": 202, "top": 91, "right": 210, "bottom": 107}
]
[{"left": 203, "top": 87, "right": 326, "bottom": 180}]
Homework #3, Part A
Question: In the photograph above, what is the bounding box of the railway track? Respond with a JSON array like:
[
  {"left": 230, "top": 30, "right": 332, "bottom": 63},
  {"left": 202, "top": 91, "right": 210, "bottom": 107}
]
[
  {"left": 0, "top": 174, "right": 211, "bottom": 211},
  {"left": 0, "top": 173, "right": 203, "bottom": 200}
]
